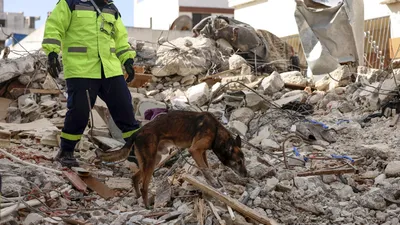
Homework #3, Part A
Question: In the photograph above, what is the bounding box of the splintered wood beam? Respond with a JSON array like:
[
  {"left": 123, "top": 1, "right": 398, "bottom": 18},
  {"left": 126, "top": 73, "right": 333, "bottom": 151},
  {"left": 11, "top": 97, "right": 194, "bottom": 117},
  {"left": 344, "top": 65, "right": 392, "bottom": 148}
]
[
  {"left": 182, "top": 174, "right": 279, "bottom": 225},
  {"left": 296, "top": 168, "right": 355, "bottom": 177}
]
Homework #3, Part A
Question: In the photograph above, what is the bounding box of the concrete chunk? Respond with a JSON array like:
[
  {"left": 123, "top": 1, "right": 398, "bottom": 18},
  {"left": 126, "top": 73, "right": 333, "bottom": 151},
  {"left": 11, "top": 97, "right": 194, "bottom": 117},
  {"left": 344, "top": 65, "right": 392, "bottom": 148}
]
[
  {"left": 385, "top": 161, "right": 400, "bottom": 178},
  {"left": 260, "top": 71, "right": 284, "bottom": 95},
  {"left": 280, "top": 71, "right": 307, "bottom": 86},
  {"left": 186, "top": 82, "right": 210, "bottom": 106},
  {"left": 229, "top": 107, "right": 255, "bottom": 125},
  {"left": 228, "top": 120, "right": 248, "bottom": 136},
  {"left": 0, "top": 55, "right": 35, "bottom": 83},
  {"left": 105, "top": 178, "right": 132, "bottom": 190}
]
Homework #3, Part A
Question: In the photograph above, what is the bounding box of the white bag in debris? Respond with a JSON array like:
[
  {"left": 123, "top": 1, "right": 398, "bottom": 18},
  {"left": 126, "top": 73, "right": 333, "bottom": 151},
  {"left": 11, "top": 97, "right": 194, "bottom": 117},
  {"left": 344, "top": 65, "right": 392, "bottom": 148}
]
[
  {"left": 151, "top": 36, "right": 223, "bottom": 77},
  {"left": 294, "top": 0, "right": 364, "bottom": 75}
]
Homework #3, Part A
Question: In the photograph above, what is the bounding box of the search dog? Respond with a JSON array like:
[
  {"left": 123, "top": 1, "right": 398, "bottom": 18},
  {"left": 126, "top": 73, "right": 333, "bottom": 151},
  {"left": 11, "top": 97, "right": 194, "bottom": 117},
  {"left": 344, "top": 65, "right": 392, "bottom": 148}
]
[{"left": 95, "top": 110, "right": 248, "bottom": 208}]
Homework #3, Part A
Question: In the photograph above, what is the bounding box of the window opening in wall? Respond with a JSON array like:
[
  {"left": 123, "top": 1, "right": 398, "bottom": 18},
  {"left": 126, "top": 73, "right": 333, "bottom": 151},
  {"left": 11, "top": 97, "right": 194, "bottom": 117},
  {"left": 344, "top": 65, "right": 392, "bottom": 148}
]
[
  {"left": 0, "top": 19, "right": 5, "bottom": 27},
  {"left": 192, "top": 13, "right": 211, "bottom": 27}
]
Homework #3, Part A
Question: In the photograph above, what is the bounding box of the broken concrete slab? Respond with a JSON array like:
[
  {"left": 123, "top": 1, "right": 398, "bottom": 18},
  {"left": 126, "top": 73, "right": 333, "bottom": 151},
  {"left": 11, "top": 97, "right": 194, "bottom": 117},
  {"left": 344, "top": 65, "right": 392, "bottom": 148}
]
[
  {"left": 385, "top": 161, "right": 400, "bottom": 178},
  {"left": 18, "top": 94, "right": 39, "bottom": 116},
  {"left": 260, "top": 71, "right": 285, "bottom": 95},
  {"left": 243, "top": 91, "right": 270, "bottom": 111},
  {"left": 105, "top": 178, "right": 132, "bottom": 190},
  {"left": 328, "top": 66, "right": 352, "bottom": 91},
  {"left": 315, "top": 75, "right": 330, "bottom": 91},
  {"left": 0, "top": 130, "right": 11, "bottom": 148},
  {"left": 93, "top": 136, "right": 124, "bottom": 150},
  {"left": 40, "top": 133, "right": 59, "bottom": 147},
  {"left": 228, "top": 120, "right": 248, "bottom": 136},
  {"left": 186, "top": 82, "right": 210, "bottom": 107},
  {"left": 229, "top": 54, "right": 247, "bottom": 70},
  {"left": 261, "top": 139, "right": 280, "bottom": 149},
  {"left": 0, "top": 98, "right": 12, "bottom": 122},
  {"left": 229, "top": 107, "right": 255, "bottom": 125},
  {"left": 136, "top": 99, "right": 167, "bottom": 118},
  {"left": 0, "top": 55, "right": 35, "bottom": 84},
  {"left": 180, "top": 75, "right": 197, "bottom": 86},
  {"left": 0, "top": 118, "right": 59, "bottom": 137},
  {"left": 280, "top": 71, "right": 307, "bottom": 86},
  {"left": 154, "top": 178, "right": 172, "bottom": 209},
  {"left": 274, "top": 93, "right": 305, "bottom": 107},
  {"left": 23, "top": 213, "right": 44, "bottom": 225},
  {"left": 221, "top": 75, "right": 256, "bottom": 89},
  {"left": 357, "top": 66, "right": 388, "bottom": 83}
]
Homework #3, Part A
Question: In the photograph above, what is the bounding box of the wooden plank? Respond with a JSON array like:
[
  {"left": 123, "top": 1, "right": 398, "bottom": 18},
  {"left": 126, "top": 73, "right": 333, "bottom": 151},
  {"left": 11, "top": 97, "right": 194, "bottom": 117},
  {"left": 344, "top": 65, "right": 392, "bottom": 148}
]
[
  {"left": 390, "top": 37, "right": 400, "bottom": 59},
  {"left": 199, "top": 68, "right": 241, "bottom": 83},
  {"left": 296, "top": 168, "right": 355, "bottom": 177},
  {"left": 0, "top": 98, "right": 12, "bottom": 122},
  {"left": 182, "top": 174, "right": 279, "bottom": 225},
  {"left": 62, "top": 170, "right": 88, "bottom": 193},
  {"left": 81, "top": 175, "right": 116, "bottom": 200},
  {"left": 124, "top": 73, "right": 153, "bottom": 88},
  {"left": 0, "top": 130, "right": 11, "bottom": 148}
]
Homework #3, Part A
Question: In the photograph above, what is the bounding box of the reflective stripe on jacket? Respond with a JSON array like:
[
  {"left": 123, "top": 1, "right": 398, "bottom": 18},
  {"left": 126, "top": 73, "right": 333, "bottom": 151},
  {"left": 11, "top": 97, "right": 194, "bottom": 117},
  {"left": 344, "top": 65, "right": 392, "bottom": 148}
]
[{"left": 42, "top": 0, "right": 136, "bottom": 79}]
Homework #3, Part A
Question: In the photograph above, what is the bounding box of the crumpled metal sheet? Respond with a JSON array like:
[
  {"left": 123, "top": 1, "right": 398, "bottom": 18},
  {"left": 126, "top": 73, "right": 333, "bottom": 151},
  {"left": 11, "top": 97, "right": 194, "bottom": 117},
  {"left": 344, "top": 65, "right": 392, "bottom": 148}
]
[{"left": 294, "top": 0, "right": 364, "bottom": 75}]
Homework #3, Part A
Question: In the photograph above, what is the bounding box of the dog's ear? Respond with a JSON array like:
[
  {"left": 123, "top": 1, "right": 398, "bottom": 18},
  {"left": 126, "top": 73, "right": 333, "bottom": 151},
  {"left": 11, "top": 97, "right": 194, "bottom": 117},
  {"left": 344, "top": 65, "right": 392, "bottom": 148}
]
[{"left": 235, "top": 135, "right": 241, "bottom": 148}]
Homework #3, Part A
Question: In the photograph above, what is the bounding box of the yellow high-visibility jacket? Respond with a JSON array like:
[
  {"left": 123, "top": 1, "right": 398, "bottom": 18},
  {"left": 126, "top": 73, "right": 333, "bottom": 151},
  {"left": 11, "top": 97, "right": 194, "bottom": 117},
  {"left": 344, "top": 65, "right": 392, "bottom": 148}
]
[{"left": 42, "top": 0, "right": 136, "bottom": 79}]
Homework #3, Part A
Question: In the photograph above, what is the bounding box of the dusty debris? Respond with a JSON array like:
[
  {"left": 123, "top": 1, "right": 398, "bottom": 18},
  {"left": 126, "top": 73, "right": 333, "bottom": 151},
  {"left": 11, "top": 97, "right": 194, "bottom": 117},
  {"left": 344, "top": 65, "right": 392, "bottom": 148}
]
[
  {"left": 182, "top": 174, "right": 279, "bottom": 225},
  {"left": 1, "top": 14, "right": 400, "bottom": 225}
]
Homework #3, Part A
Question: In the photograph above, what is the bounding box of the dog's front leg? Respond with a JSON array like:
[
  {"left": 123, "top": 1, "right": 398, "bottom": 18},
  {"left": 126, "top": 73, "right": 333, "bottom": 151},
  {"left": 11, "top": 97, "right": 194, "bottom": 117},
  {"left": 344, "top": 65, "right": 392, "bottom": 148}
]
[{"left": 188, "top": 147, "right": 222, "bottom": 188}]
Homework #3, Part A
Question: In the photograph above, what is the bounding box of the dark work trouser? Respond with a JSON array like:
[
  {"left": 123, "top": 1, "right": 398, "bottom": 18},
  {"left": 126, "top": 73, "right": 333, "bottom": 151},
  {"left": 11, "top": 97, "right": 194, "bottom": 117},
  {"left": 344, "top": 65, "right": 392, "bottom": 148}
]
[{"left": 60, "top": 69, "right": 140, "bottom": 153}]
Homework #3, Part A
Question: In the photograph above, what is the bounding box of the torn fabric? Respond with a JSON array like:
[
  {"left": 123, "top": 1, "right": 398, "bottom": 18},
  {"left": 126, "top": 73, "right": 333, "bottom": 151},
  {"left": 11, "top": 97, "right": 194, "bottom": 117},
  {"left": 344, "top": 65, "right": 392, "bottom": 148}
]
[{"left": 294, "top": 0, "right": 364, "bottom": 75}]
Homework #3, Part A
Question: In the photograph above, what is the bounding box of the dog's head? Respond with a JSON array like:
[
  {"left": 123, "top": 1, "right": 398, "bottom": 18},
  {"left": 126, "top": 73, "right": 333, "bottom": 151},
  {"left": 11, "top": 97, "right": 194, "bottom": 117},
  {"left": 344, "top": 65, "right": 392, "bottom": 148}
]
[{"left": 224, "top": 135, "right": 248, "bottom": 177}]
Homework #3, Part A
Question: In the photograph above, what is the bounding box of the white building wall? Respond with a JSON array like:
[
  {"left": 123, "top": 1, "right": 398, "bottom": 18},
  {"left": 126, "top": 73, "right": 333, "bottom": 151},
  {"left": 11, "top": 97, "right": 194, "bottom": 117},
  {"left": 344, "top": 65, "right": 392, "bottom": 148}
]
[
  {"left": 0, "top": 12, "right": 26, "bottom": 29},
  {"left": 178, "top": 12, "right": 234, "bottom": 19},
  {"left": 388, "top": 4, "right": 400, "bottom": 38},
  {"left": 133, "top": 0, "right": 180, "bottom": 30},
  {"left": 179, "top": 0, "right": 231, "bottom": 8},
  {"left": 232, "top": 0, "right": 392, "bottom": 37}
]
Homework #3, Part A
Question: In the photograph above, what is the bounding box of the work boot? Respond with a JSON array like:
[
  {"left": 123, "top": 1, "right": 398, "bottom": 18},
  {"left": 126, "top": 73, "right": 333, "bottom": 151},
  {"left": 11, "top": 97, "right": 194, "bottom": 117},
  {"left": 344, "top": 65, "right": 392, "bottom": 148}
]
[{"left": 55, "top": 150, "right": 79, "bottom": 168}]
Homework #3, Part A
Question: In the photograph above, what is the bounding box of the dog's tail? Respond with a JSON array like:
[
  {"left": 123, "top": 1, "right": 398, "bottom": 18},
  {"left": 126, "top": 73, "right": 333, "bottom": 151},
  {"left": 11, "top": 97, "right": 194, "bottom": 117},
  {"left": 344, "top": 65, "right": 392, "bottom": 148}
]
[{"left": 95, "top": 130, "right": 140, "bottom": 163}]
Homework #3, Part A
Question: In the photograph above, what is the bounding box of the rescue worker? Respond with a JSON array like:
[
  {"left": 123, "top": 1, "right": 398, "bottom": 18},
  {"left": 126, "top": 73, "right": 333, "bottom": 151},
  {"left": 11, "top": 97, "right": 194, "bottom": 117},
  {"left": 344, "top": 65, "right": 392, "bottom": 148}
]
[{"left": 42, "top": 0, "right": 140, "bottom": 168}]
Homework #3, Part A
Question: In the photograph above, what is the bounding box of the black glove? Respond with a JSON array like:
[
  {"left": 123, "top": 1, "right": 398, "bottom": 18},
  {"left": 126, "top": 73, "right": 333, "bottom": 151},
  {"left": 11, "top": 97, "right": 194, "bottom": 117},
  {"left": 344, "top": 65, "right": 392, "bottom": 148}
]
[
  {"left": 124, "top": 58, "right": 135, "bottom": 83},
  {"left": 47, "top": 52, "right": 62, "bottom": 78}
]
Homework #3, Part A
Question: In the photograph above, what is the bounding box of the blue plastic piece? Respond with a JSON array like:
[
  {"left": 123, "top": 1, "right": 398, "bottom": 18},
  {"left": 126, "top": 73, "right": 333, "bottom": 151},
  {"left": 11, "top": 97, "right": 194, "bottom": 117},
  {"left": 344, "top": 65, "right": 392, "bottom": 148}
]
[
  {"left": 336, "top": 119, "right": 350, "bottom": 125},
  {"left": 330, "top": 154, "right": 354, "bottom": 163},
  {"left": 293, "top": 147, "right": 300, "bottom": 156},
  {"left": 305, "top": 119, "right": 329, "bottom": 129}
]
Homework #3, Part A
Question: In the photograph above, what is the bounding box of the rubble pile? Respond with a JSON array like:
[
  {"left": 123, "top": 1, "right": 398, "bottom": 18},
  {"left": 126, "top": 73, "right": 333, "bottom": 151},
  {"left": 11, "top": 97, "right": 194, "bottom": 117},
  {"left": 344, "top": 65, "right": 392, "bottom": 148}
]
[{"left": 2, "top": 20, "right": 400, "bottom": 225}]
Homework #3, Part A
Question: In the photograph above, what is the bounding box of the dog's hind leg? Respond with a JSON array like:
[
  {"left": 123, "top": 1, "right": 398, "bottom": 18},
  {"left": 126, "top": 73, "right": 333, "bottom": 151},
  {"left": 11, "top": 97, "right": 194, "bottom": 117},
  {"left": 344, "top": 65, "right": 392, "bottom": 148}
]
[
  {"left": 132, "top": 170, "right": 142, "bottom": 198},
  {"left": 139, "top": 135, "right": 159, "bottom": 209},
  {"left": 132, "top": 146, "right": 143, "bottom": 198},
  {"left": 202, "top": 151, "right": 209, "bottom": 167},
  {"left": 141, "top": 158, "right": 157, "bottom": 209}
]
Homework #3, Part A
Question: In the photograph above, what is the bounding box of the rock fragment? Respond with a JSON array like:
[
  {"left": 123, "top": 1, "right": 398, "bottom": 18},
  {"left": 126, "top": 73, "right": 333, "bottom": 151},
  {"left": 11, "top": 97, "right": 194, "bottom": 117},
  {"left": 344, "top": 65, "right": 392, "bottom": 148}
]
[
  {"left": 385, "top": 161, "right": 400, "bottom": 178},
  {"left": 187, "top": 82, "right": 210, "bottom": 106}
]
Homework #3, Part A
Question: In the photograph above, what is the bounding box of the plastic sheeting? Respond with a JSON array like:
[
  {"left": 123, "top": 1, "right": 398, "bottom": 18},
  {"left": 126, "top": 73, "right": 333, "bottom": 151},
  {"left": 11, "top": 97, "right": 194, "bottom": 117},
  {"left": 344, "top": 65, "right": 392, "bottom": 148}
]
[{"left": 294, "top": 0, "right": 364, "bottom": 75}]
